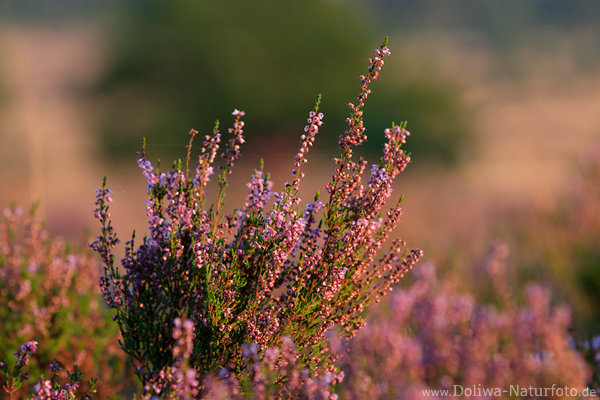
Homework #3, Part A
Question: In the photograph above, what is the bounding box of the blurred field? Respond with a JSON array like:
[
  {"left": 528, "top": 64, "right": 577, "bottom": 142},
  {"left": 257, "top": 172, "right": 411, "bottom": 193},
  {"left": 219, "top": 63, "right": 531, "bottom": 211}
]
[
  {"left": 0, "top": 25, "right": 106, "bottom": 236},
  {"left": 1, "top": 23, "right": 599, "bottom": 262}
]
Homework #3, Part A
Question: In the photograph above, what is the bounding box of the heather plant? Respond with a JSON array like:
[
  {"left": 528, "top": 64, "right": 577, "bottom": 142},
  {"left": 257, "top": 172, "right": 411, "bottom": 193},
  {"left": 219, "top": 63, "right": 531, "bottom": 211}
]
[
  {"left": 1, "top": 341, "right": 97, "bottom": 400},
  {"left": 335, "top": 244, "right": 592, "bottom": 400},
  {"left": 0, "top": 206, "right": 134, "bottom": 398},
  {"left": 1, "top": 341, "right": 38, "bottom": 398},
  {"left": 92, "top": 39, "right": 422, "bottom": 389}
]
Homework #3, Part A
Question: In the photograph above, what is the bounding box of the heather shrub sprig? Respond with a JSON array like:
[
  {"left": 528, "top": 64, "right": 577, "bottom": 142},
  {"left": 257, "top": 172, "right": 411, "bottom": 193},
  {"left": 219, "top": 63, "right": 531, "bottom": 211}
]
[
  {"left": 92, "top": 39, "right": 422, "bottom": 387},
  {"left": 1, "top": 341, "right": 38, "bottom": 398},
  {"left": 1, "top": 341, "right": 98, "bottom": 400}
]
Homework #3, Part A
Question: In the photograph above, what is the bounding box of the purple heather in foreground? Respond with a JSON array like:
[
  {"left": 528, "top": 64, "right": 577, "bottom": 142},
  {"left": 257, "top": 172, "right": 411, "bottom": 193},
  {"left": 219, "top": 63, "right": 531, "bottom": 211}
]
[{"left": 92, "top": 38, "right": 422, "bottom": 396}]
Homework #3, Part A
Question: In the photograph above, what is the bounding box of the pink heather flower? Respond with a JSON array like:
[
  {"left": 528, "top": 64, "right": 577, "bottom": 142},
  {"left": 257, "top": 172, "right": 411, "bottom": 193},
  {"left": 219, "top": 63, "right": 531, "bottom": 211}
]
[
  {"left": 138, "top": 158, "right": 159, "bottom": 186},
  {"left": 13, "top": 340, "right": 38, "bottom": 368},
  {"left": 49, "top": 361, "right": 61, "bottom": 373},
  {"left": 292, "top": 100, "right": 323, "bottom": 188},
  {"left": 303, "top": 201, "right": 324, "bottom": 218},
  {"left": 243, "top": 170, "right": 273, "bottom": 211},
  {"left": 222, "top": 110, "right": 246, "bottom": 170},
  {"left": 194, "top": 132, "right": 221, "bottom": 189},
  {"left": 21, "top": 340, "right": 38, "bottom": 354},
  {"left": 242, "top": 343, "right": 258, "bottom": 358},
  {"left": 378, "top": 46, "right": 391, "bottom": 57},
  {"left": 172, "top": 318, "right": 195, "bottom": 359}
]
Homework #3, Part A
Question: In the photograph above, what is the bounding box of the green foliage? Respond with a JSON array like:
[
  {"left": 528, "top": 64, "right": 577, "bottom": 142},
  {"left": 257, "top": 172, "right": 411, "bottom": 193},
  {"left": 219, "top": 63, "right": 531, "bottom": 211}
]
[
  {"left": 95, "top": 0, "right": 371, "bottom": 159},
  {"left": 364, "top": 78, "right": 472, "bottom": 165}
]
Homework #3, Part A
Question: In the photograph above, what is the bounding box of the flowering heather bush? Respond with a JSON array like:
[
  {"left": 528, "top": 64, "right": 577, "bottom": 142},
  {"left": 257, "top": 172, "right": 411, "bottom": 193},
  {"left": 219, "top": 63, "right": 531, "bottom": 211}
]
[
  {"left": 0, "top": 206, "right": 133, "bottom": 398},
  {"left": 92, "top": 39, "right": 422, "bottom": 389},
  {"left": 335, "top": 244, "right": 592, "bottom": 400}
]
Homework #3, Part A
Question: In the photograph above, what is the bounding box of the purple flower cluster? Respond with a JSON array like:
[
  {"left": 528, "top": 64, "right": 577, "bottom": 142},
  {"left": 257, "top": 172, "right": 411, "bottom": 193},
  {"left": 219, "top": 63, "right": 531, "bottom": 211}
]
[
  {"left": 14, "top": 341, "right": 37, "bottom": 369},
  {"left": 33, "top": 379, "right": 80, "bottom": 400},
  {"left": 92, "top": 39, "right": 421, "bottom": 387}
]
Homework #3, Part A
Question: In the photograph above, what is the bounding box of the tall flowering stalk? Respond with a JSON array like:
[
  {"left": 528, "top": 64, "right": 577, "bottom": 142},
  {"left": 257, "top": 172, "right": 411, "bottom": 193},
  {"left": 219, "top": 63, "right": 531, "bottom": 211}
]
[{"left": 91, "top": 39, "right": 421, "bottom": 390}]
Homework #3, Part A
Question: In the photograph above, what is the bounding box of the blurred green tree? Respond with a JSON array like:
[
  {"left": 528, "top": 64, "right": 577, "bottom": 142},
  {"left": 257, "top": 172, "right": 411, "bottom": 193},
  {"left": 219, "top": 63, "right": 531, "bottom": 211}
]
[{"left": 94, "top": 0, "right": 472, "bottom": 166}]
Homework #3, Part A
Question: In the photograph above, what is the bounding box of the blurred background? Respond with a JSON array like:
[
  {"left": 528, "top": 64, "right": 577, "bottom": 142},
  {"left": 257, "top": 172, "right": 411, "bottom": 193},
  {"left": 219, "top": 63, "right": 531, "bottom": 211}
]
[{"left": 0, "top": 0, "right": 599, "bottom": 336}]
